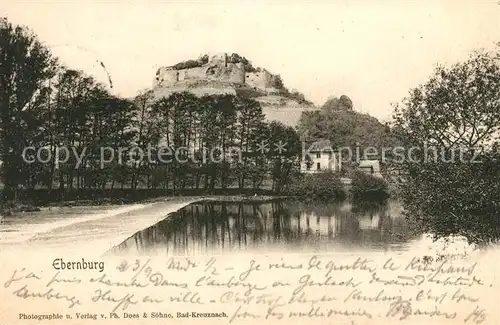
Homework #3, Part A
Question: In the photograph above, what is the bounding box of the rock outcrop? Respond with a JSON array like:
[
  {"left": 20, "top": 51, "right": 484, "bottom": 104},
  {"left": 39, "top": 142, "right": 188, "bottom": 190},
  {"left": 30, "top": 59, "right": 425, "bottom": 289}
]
[{"left": 147, "top": 52, "right": 317, "bottom": 126}]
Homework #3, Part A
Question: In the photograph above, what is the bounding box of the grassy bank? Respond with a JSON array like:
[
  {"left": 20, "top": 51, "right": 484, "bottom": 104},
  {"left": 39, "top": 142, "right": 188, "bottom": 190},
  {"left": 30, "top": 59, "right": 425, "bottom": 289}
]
[
  {"left": 0, "top": 188, "right": 287, "bottom": 216},
  {"left": 2, "top": 188, "right": 277, "bottom": 205},
  {"left": 0, "top": 175, "right": 396, "bottom": 216}
]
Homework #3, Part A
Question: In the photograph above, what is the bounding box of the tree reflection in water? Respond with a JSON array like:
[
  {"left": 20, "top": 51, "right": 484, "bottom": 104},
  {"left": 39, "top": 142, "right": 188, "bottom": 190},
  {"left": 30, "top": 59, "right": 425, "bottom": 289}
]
[{"left": 109, "top": 199, "right": 417, "bottom": 256}]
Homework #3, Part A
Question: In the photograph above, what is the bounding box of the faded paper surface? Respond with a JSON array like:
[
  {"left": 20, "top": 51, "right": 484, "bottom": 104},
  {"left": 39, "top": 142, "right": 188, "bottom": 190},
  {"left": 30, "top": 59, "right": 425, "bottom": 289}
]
[
  {"left": 2, "top": 1, "right": 500, "bottom": 325},
  {"left": 1, "top": 241, "right": 499, "bottom": 325}
]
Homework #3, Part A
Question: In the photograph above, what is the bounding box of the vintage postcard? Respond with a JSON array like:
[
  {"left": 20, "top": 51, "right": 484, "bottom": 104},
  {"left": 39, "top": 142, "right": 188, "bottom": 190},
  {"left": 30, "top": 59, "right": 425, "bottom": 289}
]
[{"left": 1, "top": 1, "right": 499, "bottom": 324}]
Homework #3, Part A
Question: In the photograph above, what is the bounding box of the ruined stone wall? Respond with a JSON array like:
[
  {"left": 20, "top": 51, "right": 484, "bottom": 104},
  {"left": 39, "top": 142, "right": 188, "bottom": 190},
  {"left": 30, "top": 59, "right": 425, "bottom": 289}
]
[
  {"left": 178, "top": 67, "right": 207, "bottom": 81},
  {"left": 245, "top": 70, "right": 274, "bottom": 90},
  {"left": 155, "top": 53, "right": 273, "bottom": 88},
  {"left": 227, "top": 62, "right": 245, "bottom": 83},
  {"left": 154, "top": 67, "right": 178, "bottom": 87},
  {"left": 155, "top": 61, "right": 245, "bottom": 86}
]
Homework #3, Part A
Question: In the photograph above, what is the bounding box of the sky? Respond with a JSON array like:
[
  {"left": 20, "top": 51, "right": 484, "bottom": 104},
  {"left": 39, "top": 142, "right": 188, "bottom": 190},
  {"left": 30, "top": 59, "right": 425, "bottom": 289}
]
[{"left": 3, "top": 1, "right": 500, "bottom": 122}]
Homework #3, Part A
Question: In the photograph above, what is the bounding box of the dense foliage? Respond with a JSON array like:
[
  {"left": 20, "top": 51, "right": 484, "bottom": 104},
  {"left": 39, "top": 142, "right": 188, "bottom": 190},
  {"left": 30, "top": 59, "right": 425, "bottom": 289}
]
[
  {"left": 297, "top": 95, "right": 394, "bottom": 152},
  {"left": 171, "top": 54, "right": 209, "bottom": 70},
  {"left": 226, "top": 53, "right": 257, "bottom": 72},
  {"left": 0, "top": 20, "right": 302, "bottom": 200},
  {"left": 350, "top": 170, "right": 389, "bottom": 199},
  {"left": 1, "top": 18, "right": 58, "bottom": 199},
  {"left": 391, "top": 48, "right": 500, "bottom": 246},
  {"left": 279, "top": 88, "right": 313, "bottom": 105},
  {"left": 287, "top": 172, "right": 346, "bottom": 201}
]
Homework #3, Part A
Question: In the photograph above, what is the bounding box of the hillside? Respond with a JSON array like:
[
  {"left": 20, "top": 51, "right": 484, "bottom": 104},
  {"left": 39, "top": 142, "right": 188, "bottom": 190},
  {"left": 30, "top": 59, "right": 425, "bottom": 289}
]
[
  {"left": 145, "top": 53, "right": 317, "bottom": 126},
  {"left": 297, "top": 95, "right": 394, "bottom": 150}
]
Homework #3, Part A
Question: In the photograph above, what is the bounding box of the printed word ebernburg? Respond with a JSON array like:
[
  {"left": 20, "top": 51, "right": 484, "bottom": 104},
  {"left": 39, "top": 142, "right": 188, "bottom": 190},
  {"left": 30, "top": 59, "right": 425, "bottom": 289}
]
[{"left": 52, "top": 258, "right": 105, "bottom": 272}]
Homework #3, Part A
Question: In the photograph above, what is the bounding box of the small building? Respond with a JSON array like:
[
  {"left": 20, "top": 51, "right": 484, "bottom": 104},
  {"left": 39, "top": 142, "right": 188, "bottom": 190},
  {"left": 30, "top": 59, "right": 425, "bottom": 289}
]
[
  {"left": 358, "top": 160, "right": 383, "bottom": 178},
  {"left": 300, "top": 140, "right": 341, "bottom": 173}
]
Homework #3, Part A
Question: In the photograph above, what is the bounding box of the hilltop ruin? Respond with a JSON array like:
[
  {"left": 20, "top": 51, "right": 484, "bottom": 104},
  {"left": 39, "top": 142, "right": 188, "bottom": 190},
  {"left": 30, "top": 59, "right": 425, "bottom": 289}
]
[
  {"left": 147, "top": 52, "right": 317, "bottom": 126},
  {"left": 154, "top": 53, "right": 282, "bottom": 94}
]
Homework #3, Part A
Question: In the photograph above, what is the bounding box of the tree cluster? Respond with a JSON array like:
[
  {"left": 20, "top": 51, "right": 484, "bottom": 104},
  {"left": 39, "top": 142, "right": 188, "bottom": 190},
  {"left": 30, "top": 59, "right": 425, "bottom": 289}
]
[
  {"left": 391, "top": 48, "right": 500, "bottom": 246},
  {"left": 0, "top": 19, "right": 301, "bottom": 200}
]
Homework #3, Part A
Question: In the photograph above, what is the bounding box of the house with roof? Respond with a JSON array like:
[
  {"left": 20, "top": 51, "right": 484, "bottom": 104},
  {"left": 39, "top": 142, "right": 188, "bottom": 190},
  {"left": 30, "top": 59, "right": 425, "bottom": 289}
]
[
  {"left": 358, "top": 159, "right": 383, "bottom": 178},
  {"left": 300, "top": 140, "right": 342, "bottom": 173}
]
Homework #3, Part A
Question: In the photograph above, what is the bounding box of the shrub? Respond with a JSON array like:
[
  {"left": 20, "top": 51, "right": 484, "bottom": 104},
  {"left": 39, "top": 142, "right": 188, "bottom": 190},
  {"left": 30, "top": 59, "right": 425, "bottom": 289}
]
[
  {"left": 227, "top": 53, "right": 256, "bottom": 72},
  {"left": 389, "top": 48, "right": 500, "bottom": 246},
  {"left": 0, "top": 200, "right": 41, "bottom": 216},
  {"left": 350, "top": 170, "right": 389, "bottom": 199},
  {"left": 172, "top": 59, "right": 203, "bottom": 70},
  {"left": 172, "top": 55, "right": 210, "bottom": 70},
  {"left": 278, "top": 87, "right": 313, "bottom": 105},
  {"left": 235, "top": 87, "right": 266, "bottom": 98},
  {"left": 287, "top": 172, "right": 346, "bottom": 201},
  {"left": 400, "top": 154, "right": 500, "bottom": 246}
]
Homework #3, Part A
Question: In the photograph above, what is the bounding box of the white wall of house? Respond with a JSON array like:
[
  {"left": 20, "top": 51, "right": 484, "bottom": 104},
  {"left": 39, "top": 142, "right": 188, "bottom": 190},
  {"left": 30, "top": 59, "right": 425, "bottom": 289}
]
[{"left": 300, "top": 151, "right": 341, "bottom": 173}]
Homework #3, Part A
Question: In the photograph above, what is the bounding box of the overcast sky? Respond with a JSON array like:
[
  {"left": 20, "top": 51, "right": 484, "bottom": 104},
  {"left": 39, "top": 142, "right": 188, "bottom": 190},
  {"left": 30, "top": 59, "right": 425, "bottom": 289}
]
[{"left": 4, "top": 1, "right": 500, "bottom": 121}]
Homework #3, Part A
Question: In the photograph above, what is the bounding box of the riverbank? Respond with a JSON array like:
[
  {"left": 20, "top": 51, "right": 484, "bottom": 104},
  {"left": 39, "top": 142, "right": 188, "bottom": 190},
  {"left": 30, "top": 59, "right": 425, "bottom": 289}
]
[
  {"left": 1, "top": 195, "right": 486, "bottom": 261},
  {"left": 0, "top": 187, "right": 289, "bottom": 216},
  {"left": 1, "top": 176, "right": 401, "bottom": 215},
  {"left": 0, "top": 194, "right": 290, "bottom": 256},
  {"left": 4, "top": 188, "right": 277, "bottom": 203},
  {"left": 0, "top": 188, "right": 283, "bottom": 214}
]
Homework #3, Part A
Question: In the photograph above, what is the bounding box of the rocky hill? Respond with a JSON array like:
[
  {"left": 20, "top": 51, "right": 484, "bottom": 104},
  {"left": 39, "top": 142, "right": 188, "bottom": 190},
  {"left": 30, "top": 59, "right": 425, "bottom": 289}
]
[
  {"left": 297, "top": 95, "right": 394, "bottom": 150},
  {"left": 145, "top": 53, "right": 317, "bottom": 126}
]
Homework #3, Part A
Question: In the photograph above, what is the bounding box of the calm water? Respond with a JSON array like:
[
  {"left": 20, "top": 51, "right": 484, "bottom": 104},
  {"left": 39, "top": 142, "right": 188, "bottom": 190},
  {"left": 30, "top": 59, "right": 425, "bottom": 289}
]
[{"left": 110, "top": 199, "right": 419, "bottom": 256}]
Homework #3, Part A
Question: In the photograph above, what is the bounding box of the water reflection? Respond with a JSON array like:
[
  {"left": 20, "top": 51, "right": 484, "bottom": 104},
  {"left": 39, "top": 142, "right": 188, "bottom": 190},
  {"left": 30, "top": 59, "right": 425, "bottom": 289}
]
[{"left": 110, "top": 199, "right": 418, "bottom": 256}]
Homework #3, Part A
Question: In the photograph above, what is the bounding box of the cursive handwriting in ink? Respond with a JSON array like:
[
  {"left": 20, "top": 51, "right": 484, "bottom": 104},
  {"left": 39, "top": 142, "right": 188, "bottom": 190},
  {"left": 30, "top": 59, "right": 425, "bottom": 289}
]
[
  {"left": 196, "top": 275, "right": 267, "bottom": 296},
  {"left": 452, "top": 288, "right": 479, "bottom": 303},
  {"left": 166, "top": 257, "right": 197, "bottom": 272},
  {"left": 288, "top": 306, "right": 372, "bottom": 319},
  {"left": 464, "top": 306, "right": 487, "bottom": 324},
  {"left": 12, "top": 284, "right": 81, "bottom": 308},
  {"left": 46, "top": 271, "right": 81, "bottom": 287},
  {"left": 148, "top": 272, "right": 188, "bottom": 288},
  {"left": 288, "top": 292, "right": 337, "bottom": 304},
  {"left": 239, "top": 260, "right": 261, "bottom": 281},
  {"left": 91, "top": 289, "right": 138, "bottom": 313},
  {"left": 4, "top": 269, "right": 42, "bottom": 288},
  {"left": 387, "top": 300, "right": 458, "bottom": 321},
  {"left": 344, "top": 289, "right": 402, "bottom": 303},
  {"left": 293, "top": 274, "right": 361, "bottom": 295},
  {"left": 168, "top": 291, "right": 204, "bottom": 304},
  {"left": 269, "top": 258, "right": 303, "bottom": 270},
  {"left": 229, "top": 305, "right": 260, "bottom": 324},
  {"left": 89, "top": 273, "right": 148, "bottom": 288},
  {"left": 369, "top": 272, "right": 425, "bottom": 286},
  {"left": 220, "top": 291, "right": 283, "bottom": 306},
  {"left": 405, "top": 257, "right": 477, "bottom": 277}
]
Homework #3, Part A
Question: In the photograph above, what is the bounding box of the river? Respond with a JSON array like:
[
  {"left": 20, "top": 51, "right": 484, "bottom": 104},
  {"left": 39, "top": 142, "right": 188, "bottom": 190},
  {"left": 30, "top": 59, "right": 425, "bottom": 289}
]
[
  {"left": 109, "top": 199, "right": 421, "bottom": 256},
  {"left": 0, "top": 198, "right": 475, "bottom": 258}
]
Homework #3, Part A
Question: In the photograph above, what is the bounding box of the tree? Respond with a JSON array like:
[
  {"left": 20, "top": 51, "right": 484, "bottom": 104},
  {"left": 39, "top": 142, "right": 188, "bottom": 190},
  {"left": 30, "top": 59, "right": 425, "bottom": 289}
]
[
  {"left": 265, "top": 121, "right": 301, "bottom": 192},
  {"left": 0, "top": 18, "right": 57, "bottom": 200},
  {"left": 51, "top": 69, "right": 103, "bottom": 191},
  {"left": 150, "top": 92, "right": 205, "bottom": 191},
  {"left": 271, "top": 75, "right": 284, "bottom": 89},
  {"left": 208, "top": 94, "right": 237, "bottom": 190},
  {"left": 297, "top": 95, "right": 393, "bottom": 154},
  {"left": 391, "top": 47, "right": 500, "bottom": 246},
  {"left": 233, "top": 96, "right": 266, "bottom": 188},
  {"left": 321, "top": 95, "right": 353, "bottom": 112}
]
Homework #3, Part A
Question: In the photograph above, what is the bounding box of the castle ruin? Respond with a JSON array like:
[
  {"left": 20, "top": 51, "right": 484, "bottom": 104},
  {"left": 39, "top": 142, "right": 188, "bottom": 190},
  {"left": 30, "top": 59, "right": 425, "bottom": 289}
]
[{"left": 153, "top": 53, "right": 279, "bottom": 93}]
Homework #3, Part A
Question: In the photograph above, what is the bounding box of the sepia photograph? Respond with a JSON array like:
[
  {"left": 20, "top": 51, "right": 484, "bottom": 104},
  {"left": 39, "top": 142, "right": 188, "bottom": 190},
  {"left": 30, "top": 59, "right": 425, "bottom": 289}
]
[{"left": 0, "top": 1, "right": 499, "bottom": 324}]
